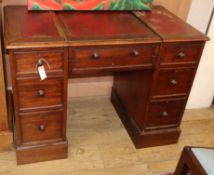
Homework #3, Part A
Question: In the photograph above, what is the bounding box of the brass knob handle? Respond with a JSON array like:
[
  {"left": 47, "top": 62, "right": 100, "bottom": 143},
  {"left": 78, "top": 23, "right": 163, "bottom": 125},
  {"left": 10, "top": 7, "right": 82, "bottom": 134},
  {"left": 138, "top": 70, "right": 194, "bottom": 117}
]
[
  {"left": 37, "top": 59, "right": 44, "bottom": 66},
  {"left": 133, "top": 49, "right": 140, "bottom": 56},
  {"left": 177, "top": 51, "right": 185, "bottom": 58},
  {"left": 92, "top": 52, "right": 99, "bottom": 59},
  {"left": 37, "top": 89, "right": 45, "bottom": 97},
  {"left": 170, "top": 79, "right": 177, "bottom": 85},
  {"left": 38, "top": 124, "right": 45, "bottom": 132},
  {"left": 162, "top": 111, "right": 168, "bottom": 117}
]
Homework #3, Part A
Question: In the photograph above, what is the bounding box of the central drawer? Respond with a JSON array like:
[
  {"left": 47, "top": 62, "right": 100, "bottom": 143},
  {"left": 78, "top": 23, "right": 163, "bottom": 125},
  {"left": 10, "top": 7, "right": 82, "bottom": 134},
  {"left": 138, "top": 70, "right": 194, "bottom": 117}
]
[
  {"left": 69, "top": 44, "right": 158, "bottom": 71},
  {"left": 17, "top": 77, "right": 64, "bottom": 111},
  {"left": 20, "top": 111, "right": 63, "bottom": 144}
]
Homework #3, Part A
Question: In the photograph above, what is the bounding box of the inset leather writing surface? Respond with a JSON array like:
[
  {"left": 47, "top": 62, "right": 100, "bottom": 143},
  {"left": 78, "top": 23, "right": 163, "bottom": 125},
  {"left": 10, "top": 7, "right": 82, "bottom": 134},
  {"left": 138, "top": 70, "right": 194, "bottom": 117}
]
[
  {"left": 4, "top": 6, "right": 160, "bottom": 48},
  {"left": 20, "top": 13, "right": 58, "bottom": 38},
  {"left": 58, "top": 11, "right": 160, "bottom": 44},
  {"left": 4, "top": 6, "right": 66, "bottom": 49},
  {"left": 4, "top": 5, "right": 209, "bottom": 163},
  {"left": 134, "top": 6, "right": 209, "bottom": 42}
]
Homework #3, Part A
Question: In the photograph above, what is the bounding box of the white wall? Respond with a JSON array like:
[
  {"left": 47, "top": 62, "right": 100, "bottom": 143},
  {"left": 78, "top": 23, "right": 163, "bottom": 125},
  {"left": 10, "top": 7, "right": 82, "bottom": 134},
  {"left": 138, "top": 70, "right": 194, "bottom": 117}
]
[
  {"left": 186, "top": 0, "right": 214, "bottom": 109},
  {"left": 187, "top": 0, "right": 214, "bottom": 33}
]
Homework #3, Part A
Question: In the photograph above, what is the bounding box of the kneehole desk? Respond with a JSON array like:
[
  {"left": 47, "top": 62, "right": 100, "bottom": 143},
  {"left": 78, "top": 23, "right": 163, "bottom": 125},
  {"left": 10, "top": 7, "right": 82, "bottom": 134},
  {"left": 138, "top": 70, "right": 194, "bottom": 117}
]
[{"left": 4, "top": 6, "right": 209, "bottom": 164}]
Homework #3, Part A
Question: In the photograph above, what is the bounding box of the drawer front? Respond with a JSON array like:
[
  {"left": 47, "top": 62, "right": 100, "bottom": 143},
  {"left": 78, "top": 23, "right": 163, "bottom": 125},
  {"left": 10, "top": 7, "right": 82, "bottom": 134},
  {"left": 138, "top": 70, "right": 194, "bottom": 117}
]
[
  {"left": 20, "top": 111, "right": 63, "bottom": 144},
  {"left": 70, "top": 47, "right": 112, "bottom": 68},
  {"left": 69, "top": 45, "right": 158, "bottom": 68},
  {"left": 14, "top": 50, "right": 64, "bottom": 76},
  {"left": 153, "top": 68, "right": 195, "bottom": 98},
  {"left": 145, "top": 99, "right": 186, "bottom": 129},
  {"left": 113, "top": 45, "right": 157, "bottom": 66},
  {"left": 17, "top": 77, "right": 64, "bottom": 111},
  {"left": 160, "top": 43, "right": 203, "bottom": 66}
]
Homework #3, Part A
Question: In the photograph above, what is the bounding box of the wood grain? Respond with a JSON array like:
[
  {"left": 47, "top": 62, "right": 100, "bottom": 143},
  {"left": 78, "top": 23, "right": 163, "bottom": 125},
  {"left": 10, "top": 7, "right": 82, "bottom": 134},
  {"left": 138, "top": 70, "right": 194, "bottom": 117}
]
[
  {"left": 0, "top": 1, "right": 13, "bottom": 151},
  {"left": 174, "top": 147, "right": 208, "bottom": 175},
  {"left": 134, "top": 6, "right": 209, "bottom": 42},
  {"left": 160, "top": 42, "right": 204, "bottom": 66},
  {"left": 0, "top": 97, "right": 214, "bottom": 173},
  {"left": 0, "top": 2, "right": 8, "bottom": 132},
  {"left": 20, "top": 111, "right": 64, "bottom": 144},
  {"left": 69, "top": 44, "right": 159, "bottom": 75},
  {"left": 1, "top": 0, "right": 192, "bottom": 98},
  {"left": 3, "top": 5, "right": 208, "bottom": 163},
  {"left": 152, "top": 67, "right": 195, "bottom": 98},
  {"left": 0, "top": 37, "right": 8, "bottom": 132},
  {"left": 14, "top": 49, "right": 64, "bottom": 76},
  {"left": 66, "top": 0, "right": 192, "bottom": 98},
  {"left": 0, "top": 131, "right": 13, "bottom": 151}
]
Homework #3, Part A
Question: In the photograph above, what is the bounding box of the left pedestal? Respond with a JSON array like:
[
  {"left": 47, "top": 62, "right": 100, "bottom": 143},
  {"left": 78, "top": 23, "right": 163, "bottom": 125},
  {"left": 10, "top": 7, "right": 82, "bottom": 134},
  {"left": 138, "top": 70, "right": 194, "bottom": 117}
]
[
  {"left": 16, "top": 140, "right": 68, "bottom": 165},
  {"left": 8, "top": 48, "right": 69, "bottom": 164}
]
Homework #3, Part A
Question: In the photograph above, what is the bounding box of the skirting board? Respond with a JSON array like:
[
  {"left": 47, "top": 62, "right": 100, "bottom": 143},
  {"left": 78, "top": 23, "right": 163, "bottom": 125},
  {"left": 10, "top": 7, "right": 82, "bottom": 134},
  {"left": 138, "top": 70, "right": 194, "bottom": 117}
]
[{"left": 0, "top": 131, "right": 13, "bottom": 151}]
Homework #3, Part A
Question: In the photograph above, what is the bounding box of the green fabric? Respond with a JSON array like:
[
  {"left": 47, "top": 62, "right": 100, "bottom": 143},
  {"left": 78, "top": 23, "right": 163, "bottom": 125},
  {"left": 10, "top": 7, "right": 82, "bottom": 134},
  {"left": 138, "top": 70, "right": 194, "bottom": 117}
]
[{"left": 29, "top": 0, "right": 154, "bottom": 11}]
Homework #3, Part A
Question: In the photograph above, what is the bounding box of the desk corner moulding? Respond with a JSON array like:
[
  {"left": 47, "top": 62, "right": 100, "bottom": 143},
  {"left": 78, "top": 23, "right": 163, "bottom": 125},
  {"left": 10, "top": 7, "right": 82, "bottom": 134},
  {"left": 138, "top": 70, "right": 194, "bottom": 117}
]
[{"left": 3, "top": 5, "right": 209, "bottom": 164}]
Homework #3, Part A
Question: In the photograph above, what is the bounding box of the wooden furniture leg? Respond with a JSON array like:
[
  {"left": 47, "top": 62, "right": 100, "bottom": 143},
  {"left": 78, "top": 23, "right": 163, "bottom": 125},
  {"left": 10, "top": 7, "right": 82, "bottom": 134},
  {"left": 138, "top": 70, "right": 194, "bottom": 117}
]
[
  {"left": 0, "top": 2, "right": 13, "bottom": 151},
  {"left": 174, "top": 147, "right": 208, "bottom": 175}
]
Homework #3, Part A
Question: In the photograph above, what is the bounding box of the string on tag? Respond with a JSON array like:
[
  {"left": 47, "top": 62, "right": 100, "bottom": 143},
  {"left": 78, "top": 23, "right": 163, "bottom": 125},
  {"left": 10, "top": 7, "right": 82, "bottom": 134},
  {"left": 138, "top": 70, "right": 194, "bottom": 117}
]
[
  {"left": 35, "top": 57, "right": 51, "bottom": 74},
  {"left": 35, "top": 55, "right": 51, "bottom": 81}
]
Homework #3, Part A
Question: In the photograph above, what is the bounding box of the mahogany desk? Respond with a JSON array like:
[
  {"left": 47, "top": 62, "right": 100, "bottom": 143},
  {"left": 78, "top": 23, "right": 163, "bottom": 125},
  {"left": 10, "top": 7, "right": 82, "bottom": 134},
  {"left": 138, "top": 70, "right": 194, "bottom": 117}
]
[{"left": 4, "top": 6, "right": 208, "bottom": 164}]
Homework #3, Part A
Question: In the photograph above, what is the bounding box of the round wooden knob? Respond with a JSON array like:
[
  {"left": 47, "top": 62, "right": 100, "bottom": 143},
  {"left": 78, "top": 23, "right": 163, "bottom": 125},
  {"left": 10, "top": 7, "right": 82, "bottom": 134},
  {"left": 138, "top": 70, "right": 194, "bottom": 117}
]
[
  {"left": 38, "top": 124, "right": 45, "bottom": 132},
  {"left": 170, "top": 80, "right": 177, "bottom": 85},
  {"left": 133, "top": 49, "right": 140, "bottom": 56},
  {"left": 37, "top": 89, "right": 45, "bottom": 97},
  {"left": 162, "top": 111, "right": 168, "bottom": 117},
  {"left": 92, "top": 52, "right": 99, "bottom": 59},
  {"left": 177, "top": 51, "right": 185, "bottom": 58}
]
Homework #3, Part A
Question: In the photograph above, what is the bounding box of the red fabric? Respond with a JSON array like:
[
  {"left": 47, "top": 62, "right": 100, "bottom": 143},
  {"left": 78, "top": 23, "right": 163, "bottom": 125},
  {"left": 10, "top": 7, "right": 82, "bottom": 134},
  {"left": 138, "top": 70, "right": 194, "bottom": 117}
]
[{"left": 28, "top": 0, "right": 153, "bottom": 11}]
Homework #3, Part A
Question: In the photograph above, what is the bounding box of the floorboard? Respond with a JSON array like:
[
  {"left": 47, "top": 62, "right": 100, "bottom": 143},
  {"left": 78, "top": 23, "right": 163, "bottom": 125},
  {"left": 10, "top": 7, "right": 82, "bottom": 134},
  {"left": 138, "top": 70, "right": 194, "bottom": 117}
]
[{"left": 0, "top": 97, "right": 214, "bottom": 175}]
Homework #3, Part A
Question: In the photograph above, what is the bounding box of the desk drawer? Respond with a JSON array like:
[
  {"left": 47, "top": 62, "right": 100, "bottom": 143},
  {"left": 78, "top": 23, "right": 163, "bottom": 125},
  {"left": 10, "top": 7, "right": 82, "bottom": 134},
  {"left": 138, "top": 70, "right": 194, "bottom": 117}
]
[
  {"left": 160, "top": 43, "right": 203, "bottom": 66},
  {"left": 145, "top": 99, "right": 186, "bottom": 130},
  {"left": 17, "top": 77, "right": 64, "bottom": 111},
  {"left": 113, "top": 45, "right": 157, "bottom": 66},
  {"left": 70, "top": 47, "right": 112, "bottom": 68},
  {"left": 20, "top": 111, "right": 63, "bottom": 144},
  {"left": 14, "top": 50, "right": 64, "bottom": 76},
  {"left": 69, "top": 45, "right": 158, "bottom": 69},
  {"left": 153, "top": 67, "right": 195, "bottom": 98}
]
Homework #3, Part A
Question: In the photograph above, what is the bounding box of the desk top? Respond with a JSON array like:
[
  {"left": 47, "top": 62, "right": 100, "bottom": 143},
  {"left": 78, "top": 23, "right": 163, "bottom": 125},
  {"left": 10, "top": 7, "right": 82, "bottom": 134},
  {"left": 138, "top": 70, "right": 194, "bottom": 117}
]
[
  {"left": 4, "top": 6, "right": 67, "bottom": 49},
  {"left": 4, "top": 6, "right": 160, "bottom": 49},
  {"left": 58, "top": 11, "right": 158, "bottom": 44},
  {"left": 134, "top": 6, "right": 209, "bottom": 42},
  {"left": 4, "top": 5, "right": 208, "bottom": 50}
]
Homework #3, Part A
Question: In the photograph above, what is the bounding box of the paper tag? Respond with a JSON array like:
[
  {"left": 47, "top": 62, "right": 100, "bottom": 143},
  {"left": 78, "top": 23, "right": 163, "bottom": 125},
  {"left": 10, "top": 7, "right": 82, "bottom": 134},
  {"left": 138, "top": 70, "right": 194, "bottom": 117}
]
[{"left": 38, "top": 65, "right": 47, "bottom": 80}]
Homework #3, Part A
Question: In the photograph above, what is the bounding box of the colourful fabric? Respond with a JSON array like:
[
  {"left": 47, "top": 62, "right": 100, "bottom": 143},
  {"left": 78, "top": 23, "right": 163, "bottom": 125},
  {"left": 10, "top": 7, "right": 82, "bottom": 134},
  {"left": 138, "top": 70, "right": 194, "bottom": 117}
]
[{"left": 28, "top": 0, "right": 153, "bottom": 11}]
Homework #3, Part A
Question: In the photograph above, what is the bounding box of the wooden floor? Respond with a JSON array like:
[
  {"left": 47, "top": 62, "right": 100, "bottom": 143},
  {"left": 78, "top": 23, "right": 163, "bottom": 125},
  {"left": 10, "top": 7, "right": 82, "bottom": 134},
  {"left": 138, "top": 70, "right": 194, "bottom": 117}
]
[{"left": 0, "top": 97, "right": 214, "bottom": 175}]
